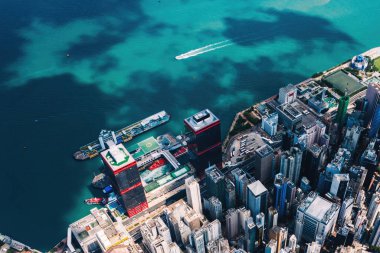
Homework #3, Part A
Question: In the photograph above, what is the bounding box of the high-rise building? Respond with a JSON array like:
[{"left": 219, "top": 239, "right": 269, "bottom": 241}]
[
  {"left": 338, "top": 197, "right": 353, "bottom": 226},
  {"left": 336, "top": 95, "right": 349, "bottom": 129},
  {"left": 237, "top": 207, "right": 251, "bottom": 234},
  {"left": 262, "top": 113, "right": 279, "bottom": 136},
  {"left": 265, "top": 239, "right": 277, "bottom": 253},
  {"left": 348, "top": 166, "right": 367, "bottom": 199},
  {"left": 101, "top": 144, "right": 147, "bottom": 217},
  {"left": 368, "top": 192, "right": 380, "bottom": 228},
  {"left": 190, "top": 229, "right": 206, "bottom": 253},
  {"left": 245, "top": 217, "right": 256, "bottom": 253},
  {"left": 288, "top": 234, "right": 297, "bottom": 252},
  {"left": 247, "top": 180, "right": 268, "bottom": 217},
  {"left": 269, "top": 226, "right": 288, "bottom": 253},
  {"left": 329, "top": 174, "right": 350, "bottom": 200},
  {"left": 342, "top": 125, "right": 362, "bottom": 152},
  {"left": 274, "top": 173, "right": 288, "bottom": 218},
  {"left": 279, "top": 84, "right": 297, "bottom": 104},
  {"left": 300, "top": 177, "right": 312, "bottom": 193},
  {"left": 225, "top": 178, "right": 236, "bottom": 210},
  {"left": 203, "top": 219, "right": 222, "bottom": 243},
  {"left": 256, "top": 213, "right": 265, "bottom": 246},
  {"left": 360, "top": 140, "right": 378, "bottom": 188},
  {"left": 280, "top": 147, "right": 303, "bottom": 185},
  {"left": 295, "top": 192, "right": 340, "bottom": 244},
  {"left": 370, "top": 217, "right": 380, "bottom": 247},
  {"left": 370, "top": 104, "right": 380, "bottom": 138},
  {"left": 141, "top": 217, "right": 178, "bottom": 253},
  {"left": 184, "top": 109, "right": 222, "bottom": 176},
  {"left": 204, "top": 196, "right": 222, "bottom": 221},
  {"left": 232, "top": 168, "right": 250, "bottom": 206},
  {"left": 205, "top": 165, "right": 225, "bottom": 206},
  {"left": 185, "top": 176, "right": 203, "bottom": 214},
  {"left": 255, "top": 145, "right": 274, "bottom": 184},
  {"left": 226, "top": 208, "right": 239, "bottom": 240},
  {"left": 302, "top": 144, "right": 327, "bottom": 188},
  {"left": 268, "top": 206, "right": 278, "bottom": 229},
  {"left": 306, "top": 242, "right": 321, "bottom": 253},
  {"left": 364, "top": 77, "right": 380, "bottom": 127}
]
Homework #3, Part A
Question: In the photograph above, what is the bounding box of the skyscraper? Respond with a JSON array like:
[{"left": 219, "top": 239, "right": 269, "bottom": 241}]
[
  {"left": 204, "top": 196, "right": 222, "bottom": 221},
  {"left": 274, "top": 173, "right": 288, "bottom": 218},
  {"left": 267, "top": 206, "right": 278, "bottom": 229},
  {"left": 302, "top": 144, "right": 327, "bottom": 188},
  {"left": 370, "top": 104, "right": 380, "bottom": 138},
  {"left": 360, "top": 140, "right": 378, "bottom": 189},
  {"left": 205, "top": 165, "right": 225, "bottom": 206},
  {"left": 247, "top": 180, "right": 268, "bottom": 217},
  {"left": 280, "top": 147, "right": 303, "bottom": 185},
  {"left": 336, "top": 95, "right": 349, "bottom": 129},
  {"left": 185, "top": 176, "right": 202, "bottom": 214},
  {"left": 269, "top": 226, "right": 288, "bottom": 253},
  {"left": 226, "top": 208, "right": 239, "bottom": 240},
  {"left": 329, "top": 174, "right": 350, "bottom": 200},
  {"left": 184, "top": 109, "right": 222, "bottom": 176},
  {"left": 254, "top": 145, "right": 274, "bottom": 184},
  {"left": 101, "top": 144, "right": 147, "bottom": 217},
  {"left": 364, "top": 77, "right": 380, "bottom": 127},
  {"left": 245, "top": 217, "right": 256, "bottom": 253},
  {"left": 232, "top": 168, "right": 249, "bottom": 206},
  {"left": 367, "top": 192, "right": 380, "bottom": 228}
]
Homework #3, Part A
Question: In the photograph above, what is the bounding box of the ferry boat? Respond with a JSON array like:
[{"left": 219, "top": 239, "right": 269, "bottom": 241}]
[
  {"left": 73, "top": 111, "right": 170, "bottom": 160},
  {"left": 84, "top": 197, "right": 108, "bottom": 205},
  {"left": 149, "top": 158, "right": 166, "bottom": 171}
]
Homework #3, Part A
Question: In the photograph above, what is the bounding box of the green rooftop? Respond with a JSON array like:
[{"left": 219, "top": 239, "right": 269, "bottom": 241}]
[
  {"left": 323, "top": 70, "right": 365, "bottom": 97},
  {"left": 128, "top": 136, "right": 160, "bottom": 159}
]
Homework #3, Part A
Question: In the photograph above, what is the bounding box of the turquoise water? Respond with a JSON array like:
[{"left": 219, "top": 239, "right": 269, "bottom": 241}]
[{"left": 0, "top": 0, "right": 380, "bottom": 250}]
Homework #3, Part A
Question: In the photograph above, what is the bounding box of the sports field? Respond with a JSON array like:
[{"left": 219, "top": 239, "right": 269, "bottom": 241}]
[{"left": 323, "top": 70, "right": 365, "bottom": 96}]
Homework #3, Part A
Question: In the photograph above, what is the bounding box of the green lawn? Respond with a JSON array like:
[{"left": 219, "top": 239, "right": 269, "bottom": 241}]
[{"left": 374, "top": 57, "right": 380, "bottom": 70}]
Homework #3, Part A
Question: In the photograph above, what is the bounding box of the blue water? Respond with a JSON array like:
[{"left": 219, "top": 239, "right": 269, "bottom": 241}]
[{"left": 0, "top": 0, "right": 380, "bottom": 250}]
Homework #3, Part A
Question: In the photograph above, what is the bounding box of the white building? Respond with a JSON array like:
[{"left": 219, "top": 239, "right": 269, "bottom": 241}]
[
  {"left": 141, "top": 217, "right": 181, "bottom": 253},
  {"left": 226, "top": 208, "right": 239, "bottom": 240},
  {"left": 295, "top": 192, "right": 340, "bottom": 244},
  {"left": 338, "top": 197, "right": 354, "bottom": 226},
  {"left": 280, "top": 147, "right": 303, "bottom": 185},
  {"left": 306, "top": 242, "right": 321, "bottom": 253},
  {"left": 185, "top": 176, "right": 203, "bottom": 214},
  {"left": 342, "top": 125, "right": 362, "bottom": 152},
  {"left": 279, "top": 84, "right": 297, "bottom": 104}
]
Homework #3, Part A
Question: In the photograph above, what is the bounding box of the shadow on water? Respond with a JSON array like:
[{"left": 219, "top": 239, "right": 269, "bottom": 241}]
[
  {"left": 0, "top": 1, "right": 146, "bottom": 83},
  {"left": 222, "top": 8, "right": 359, "bottom": 50}
]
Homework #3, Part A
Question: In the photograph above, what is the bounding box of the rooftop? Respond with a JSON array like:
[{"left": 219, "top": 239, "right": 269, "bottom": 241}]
[
  {"left": 127, "top": 136, "right": 160, "bottom": 160},
  {"left": 305, "top": 196, "right": 333, "bottom": 221},
  {"left": 323, "top": 70, "right": 365, "bottom": 97},
  {"left": 248, "top": 180, "right": 267, "bottom": 196},
  {"left": 184, "top": 109, "right": 219, "bottom": 133},
  {"left": 205, "top": 165, "right": 224, "bottom": 183},
  {"left": 255, "top": 144, "right": 273, "bottom": 158},
  {"left": 101, "top": 144, "right": 135, "bottom": 171}
]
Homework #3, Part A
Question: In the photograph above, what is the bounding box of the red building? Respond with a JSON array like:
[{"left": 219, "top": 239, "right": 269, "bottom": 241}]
[
  {"left": 101, "top": 144, "right": 148, "bottom": 217},
  {"left": 184, "top": 109, "right": 222, "bottom": 176}
]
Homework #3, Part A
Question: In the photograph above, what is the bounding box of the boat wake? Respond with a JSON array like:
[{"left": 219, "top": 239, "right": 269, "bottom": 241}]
[{"left": 175, "top": 40, "right": 233, "bottom": 60}]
